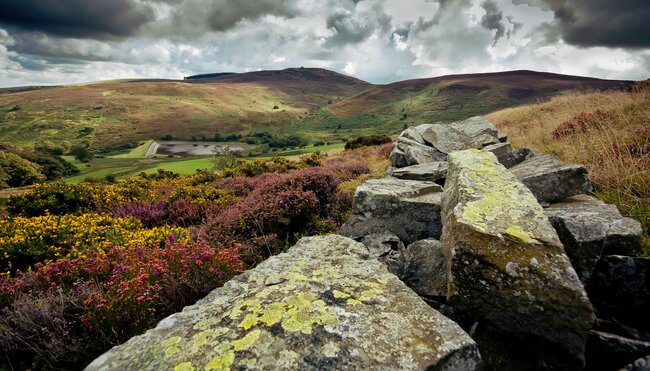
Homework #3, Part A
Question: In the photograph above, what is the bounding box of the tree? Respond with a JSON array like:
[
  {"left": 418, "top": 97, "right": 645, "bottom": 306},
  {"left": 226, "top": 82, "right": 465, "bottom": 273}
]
[
  {"left": 0, "top": 151, "right": 45, "bottom": 189},
  {"left": 212, "top": 146, "right": 239, "bottom": 171},
  {"left": 70, "top": 145, "right": 93, "bottom": 163}
]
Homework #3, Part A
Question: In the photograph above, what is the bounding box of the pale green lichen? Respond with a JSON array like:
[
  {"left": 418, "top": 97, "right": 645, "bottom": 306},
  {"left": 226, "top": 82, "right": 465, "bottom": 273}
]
[
  {"left": 450, "top": 149, "right": 556, "bottom": 245},
  {"left": 233, "top": 329, "right": 261, "bottom": 351},
  {"left": 174, "top": 362, "right": 195, "bottom": 371},
  {"left": 205, "top": 351, "right": 235, "bottom": 371}
]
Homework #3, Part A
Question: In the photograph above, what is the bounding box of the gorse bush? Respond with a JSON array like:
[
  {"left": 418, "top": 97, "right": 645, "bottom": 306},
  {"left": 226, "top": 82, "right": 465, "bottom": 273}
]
[{"left": 0, "top": 147, "right": 383, "bottom": 368}]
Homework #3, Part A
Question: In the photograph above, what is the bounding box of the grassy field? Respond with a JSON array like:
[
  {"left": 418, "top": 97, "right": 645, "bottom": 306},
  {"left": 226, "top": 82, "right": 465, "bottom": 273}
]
[
  {"left": 487, "top": 84, "right": 650, "bottom": 253},
  {"left": 110, "top": 140, "right": 154, "bottom": 158}
]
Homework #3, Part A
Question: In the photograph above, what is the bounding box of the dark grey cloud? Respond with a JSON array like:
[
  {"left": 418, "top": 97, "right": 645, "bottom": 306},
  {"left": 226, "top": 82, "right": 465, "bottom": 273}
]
[
  {"left": 0, "top": 0, "right": 155, "bottom": 39},
  {"left": 205, "top": 0, "right": 300, "bottom": 32},
  {"left": 325, "top": 4, "right": 391, "bottom": 47},
  {"left": 543, "top": 0, "right": 650, "bottom": 48},
  {"left": 481, "top": 0, "right": 505, "bottom": 45}
]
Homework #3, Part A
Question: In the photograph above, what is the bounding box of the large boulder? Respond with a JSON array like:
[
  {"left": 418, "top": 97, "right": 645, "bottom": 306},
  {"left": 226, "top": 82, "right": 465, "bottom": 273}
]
[
  {"left": 387, "top": 161, "right": 449, "bottom": 182},
  {"left": 451, "top": 116, "right": 500, "bottom": 147},
  {"left": 402, "top": 239, "right": 448, "bottom": 297},
  {"left": 389, "top": 136, "right": 446, "bottom": 167},
  {"left": 390, "top": 116, "right": 501, "bottom": 168},
  {"left": 509, "top": 154, "right": 592, "bottom": 204},
  {"left": 545, "top": 195, "right": 643, "bottom": 283},
  {"left": 340, "top": 177, "right": 443, "bottom": 245},
  {"left": 441, "top": 149, "right": 595, "bottom": 367},
  {"left": 86, "top": 235, "right": 482, "bottom": 371},
  {"left": 587, "top": 255, "right": 650, "bottom": 333}
]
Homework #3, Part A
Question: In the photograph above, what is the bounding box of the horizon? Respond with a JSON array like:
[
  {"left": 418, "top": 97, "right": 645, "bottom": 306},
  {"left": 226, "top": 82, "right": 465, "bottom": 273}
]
[
  {"left": 0, "top": 0, "right": 649, "bottom": 88},
  {"left": 0, "top": 67, "right": 638, "bottom": 90}
]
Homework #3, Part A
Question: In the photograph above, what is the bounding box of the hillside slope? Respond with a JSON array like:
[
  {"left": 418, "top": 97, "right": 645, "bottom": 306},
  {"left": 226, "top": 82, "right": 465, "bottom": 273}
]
[
  {"left": 0, "top": 68, "right": 371, "bottom": 151},
  {"left": 305, "top": 70, "right": 632, "bottom": 137},
  {"left": 0, "top": 69, "right": 632, "bottom": 152}
]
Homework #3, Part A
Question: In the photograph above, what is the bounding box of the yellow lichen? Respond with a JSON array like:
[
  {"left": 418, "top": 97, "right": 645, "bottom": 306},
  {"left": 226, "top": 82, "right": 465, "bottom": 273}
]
[
  {"left": 505, "top": 226, "right": 537, "bottom": 244},
  {"left": 205, "top": 351, "right": 235, "bottom": 371},
  {"left": 346, "top": 298, "right": 362, "bottom": 306},
  {"left": 174, "top": 362, "right": 195, "bottom": 371},
  {"left": 332, "top": 290, "right": 350, "bottom": 299},
  {"left": 191, "top": 330, "right": 214, "bottom": 348},
  {"left": 233, "top": 329, "right": 261, "bottom": 351}
]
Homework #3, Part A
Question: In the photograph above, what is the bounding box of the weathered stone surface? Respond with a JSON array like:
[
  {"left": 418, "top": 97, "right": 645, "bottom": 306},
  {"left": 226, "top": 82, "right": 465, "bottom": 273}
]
[
  {"left": 359, "top": 231, "right": 406, "bottom": 278},
  {"left": 390, "top": 117, "right": 501, "bottom": 167},
  {"left": 505, "top": 147, "right": 535, "bottom": 168},
  {"left": 481, "top": 142, "right": 513, "bottom": 166},
  {"left": 621, "top": 355, "right": 650, "bottom": 371},
  {"left": 587, "top": 255, "right": 650, "bottom": 333},
  {"left": 509, "top": 154, "right": 592, "bottom": 204},
  {"left": 341, "top": 177, "right": 443, "bottom": 245},
  {"left": 390, "top": 136, "right": 447, "bottom": 167},
  {"left": 387, "top": 162, "right": 449, "bottom": 182},
  {"left": 441, "top": 149, "right": 594, "bottom": 366},
  {"left": 451, "top": 116, "right": 500, "bottom": 147},
  {"left": 585, "top": 331, "right": 650, "bottom": 371},
  {"left": 403, "top": 239, "right": 447, "bottom": 297},
  {"left": 545, "top": 195, "right": 643, "bottom": 283},
  {"left": 86, "top": 235, "right": 482, "bottom": 371}
]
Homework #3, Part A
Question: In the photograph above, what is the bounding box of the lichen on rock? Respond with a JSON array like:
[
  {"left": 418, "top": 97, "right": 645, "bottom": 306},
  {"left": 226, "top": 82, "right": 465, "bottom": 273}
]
[
  {"left": 86, "top": 235, "right": 481, "bottom": 371},
  {"left": 441, "top": 149, "right": 595, "bottom": 368}
]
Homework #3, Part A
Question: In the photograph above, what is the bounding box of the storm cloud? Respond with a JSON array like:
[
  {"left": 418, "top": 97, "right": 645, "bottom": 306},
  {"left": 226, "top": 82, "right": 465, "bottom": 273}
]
[
  {"left": 0, "top": 0, "right": 648, "bottom": 87},
  {"left": 0, "top": 0, "right": 154, "bottom": 39},
  {"left": 543, "top": 0, "right": 650, "bottom": 48}
]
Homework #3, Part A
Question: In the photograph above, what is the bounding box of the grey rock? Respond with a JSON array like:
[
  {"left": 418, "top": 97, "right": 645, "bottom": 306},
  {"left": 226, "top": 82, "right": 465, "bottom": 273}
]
[
  {"left": 505, "top": 147, "right": 535, "bottom": 168},
  {"left": 423, "top": 124, "right": 476, "bottom": 153},
  {"left": 621, "top": 355, "right": 650, "bottom": 371},
  {"left": 403, "top": 239, "right": 447, "bottom": 297},
  {"left": 587, "top": 255, "right": 650, "bottom": 333},
  {"left": 509, "top": 154, "right": 592, "bottom": 204},
  {"left": 586, "top": 331, "right": 650, "bottom": 371},
  {"left": 86, "top": 235, "right": 482, "bottom": 371},
  {"left": 441, "top": 149, "right": 595, "bottom": 367},
  {"left": 481, "top": 142, "right": 513, "bottom": 166},
  {"left": 387, "top": 162, "right": 449, "bottom": 182},
  {"left": 389, "top": 136, "right": 447, "bottom": 167},
  {"left": 545, "top": 195, "right": 643, "bottom": 283},
  {"left": 497, "top": 131, "right": 508, "bottom": 143},
  {"left": 341, "top": 177, "right": 443, "bottom": 245},
  {"left": 451, "top": 116, "right": 500, "bottom": 147},
  {"left": 360, "top": 231, "right": 406, "bottom": 278}
]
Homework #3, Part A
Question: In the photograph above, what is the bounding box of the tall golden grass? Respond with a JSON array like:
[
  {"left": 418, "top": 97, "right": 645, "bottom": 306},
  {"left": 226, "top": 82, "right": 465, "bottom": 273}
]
[{"left": 487, "top": 84, "right": 650, "bottom": 254}]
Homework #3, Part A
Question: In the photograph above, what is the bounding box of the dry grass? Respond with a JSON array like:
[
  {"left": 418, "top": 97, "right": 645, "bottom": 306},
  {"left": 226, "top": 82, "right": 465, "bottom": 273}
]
[{"left": 487, "top": 85, "right": 650, "bottom": 254}]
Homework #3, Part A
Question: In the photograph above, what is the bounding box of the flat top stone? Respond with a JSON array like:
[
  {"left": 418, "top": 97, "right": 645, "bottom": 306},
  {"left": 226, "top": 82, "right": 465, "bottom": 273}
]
[
  {"left": 509, "top": 154, "right": 584, "bottom": 178},
  {"left": 390, "top": 162, "right": 449, "bottom": 174},
  {"left": 446, "top": 149, "right": 561, "bottom": 246},
  {"left": 86, "top": 235, "right": 480, "bottom": 371},
  {"left": 357, "top": 176, "right": 443, "bottom": 199},
  {"left": 451, "top": 116, "right": 499, "bottom": 138}
]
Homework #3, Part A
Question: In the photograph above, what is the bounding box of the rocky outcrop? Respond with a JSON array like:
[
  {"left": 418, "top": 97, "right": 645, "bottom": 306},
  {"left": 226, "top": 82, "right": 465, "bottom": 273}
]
[
  {"left": 587, "top": 255, "right": 650, "bottom": 333},
  {"left": 387, "top": 162, "right": 448, "bottom": 182},
  {"left": 441, "top": 149, "right": 595, "bottom": 367},
  {"left": 389, "top": 116, "right": 501, "bottom": 168},
  {"left": 86, "top": 235, "right": 481, "bottom": 371},
  {"left": 509, "top": 154, "right": 592, "bottom": 204},
  {"left": 545, "top": 195, "right": 643, "bottom": 283},
  {"left": 340, "top": 177, "right": 443, "bottom": 245},
  {"left": 621, "top": 355, "right": 650, "bottom": 371}
]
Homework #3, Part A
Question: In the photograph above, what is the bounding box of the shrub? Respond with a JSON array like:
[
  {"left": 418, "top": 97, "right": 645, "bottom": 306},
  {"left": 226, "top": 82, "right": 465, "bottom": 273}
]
[
  {"left": 551, "top": 109, "right": 608, "bottom": 139},
  {"left": 0, "top": 238, "right": 243, "bottom": 368},
  {"left": 345, "top": 135, "right": 393, "bottom": 150},
  {"left": 0, "top": 151, "right": 45, "bottom": 189},
  {"left": 69, "top": 145, "right": 93, "bottom": 163}
]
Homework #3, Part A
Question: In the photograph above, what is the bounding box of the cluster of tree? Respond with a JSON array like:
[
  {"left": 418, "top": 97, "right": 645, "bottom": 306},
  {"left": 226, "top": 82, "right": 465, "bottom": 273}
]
[
  {"left": 344, "top": 135, "right": 393, "bottom": 150},
  {"left": 0, "top": 142, "right": 79, "bottom": 190}
]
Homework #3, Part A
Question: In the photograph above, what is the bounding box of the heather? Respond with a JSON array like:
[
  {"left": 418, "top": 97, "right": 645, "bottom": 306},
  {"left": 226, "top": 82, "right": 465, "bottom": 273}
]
[{"left": 0, "top": 148, "right": 382, "bottom": 369}]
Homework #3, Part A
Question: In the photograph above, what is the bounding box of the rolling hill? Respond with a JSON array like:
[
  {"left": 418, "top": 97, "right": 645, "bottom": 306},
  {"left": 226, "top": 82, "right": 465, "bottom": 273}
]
[{"left": 0, "top": 68, "right": 632, "bottom": 152}]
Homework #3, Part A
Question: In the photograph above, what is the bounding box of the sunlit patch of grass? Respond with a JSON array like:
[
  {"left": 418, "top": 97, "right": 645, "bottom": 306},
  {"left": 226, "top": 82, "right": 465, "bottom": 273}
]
[{"left": 487, "top": 85, "right": 650, "bottom": 254}]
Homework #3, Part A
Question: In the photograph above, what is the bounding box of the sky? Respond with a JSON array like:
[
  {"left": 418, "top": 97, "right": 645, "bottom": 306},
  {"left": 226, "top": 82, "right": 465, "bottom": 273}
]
[{"left": 0, "top": 0, "right": 648, "bottom": 87}]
